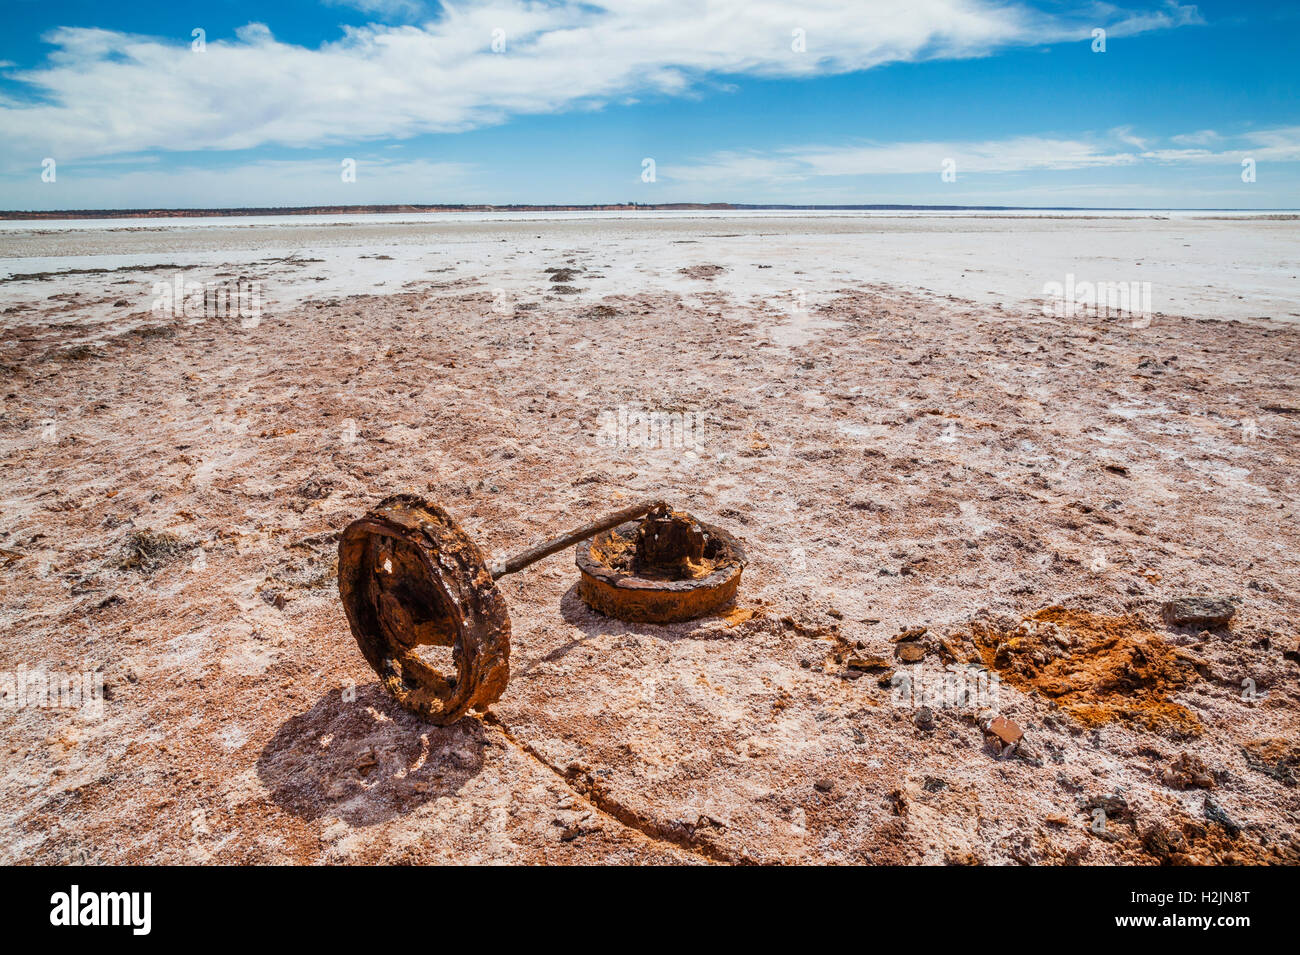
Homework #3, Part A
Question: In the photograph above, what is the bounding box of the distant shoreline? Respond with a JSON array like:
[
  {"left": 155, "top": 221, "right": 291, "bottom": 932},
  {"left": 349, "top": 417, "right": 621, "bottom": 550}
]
[{"left": 2, "top": 203, "right": 1295, "bottom": 221}]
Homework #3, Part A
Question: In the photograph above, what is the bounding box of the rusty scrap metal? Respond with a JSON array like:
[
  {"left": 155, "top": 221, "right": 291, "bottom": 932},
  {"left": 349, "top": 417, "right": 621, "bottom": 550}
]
[
  {"left": 491, "top": 500, "right": 665, "bottom": 578},
  {"left": 338, "top": 495, "right": 665, "bottom": 724},
  {"left": 989, "top": 715, "right": 1024, "bottom": 746},
  {"left": 575, "top": 504, "right": 746, "bottom": 623}
]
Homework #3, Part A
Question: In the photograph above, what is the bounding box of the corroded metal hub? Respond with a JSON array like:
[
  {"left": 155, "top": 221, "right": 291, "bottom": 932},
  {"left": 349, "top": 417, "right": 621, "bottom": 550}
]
[
  {"left": 575, "top": 505, "right": 746, "bottom": 623},
  {"left": 338, "top": 494, "right": 510, "bottom": 725}
]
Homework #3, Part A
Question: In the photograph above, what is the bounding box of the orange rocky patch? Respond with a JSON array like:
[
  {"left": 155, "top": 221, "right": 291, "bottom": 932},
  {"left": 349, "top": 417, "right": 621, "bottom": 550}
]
[{"left": 968, "top": 607, "right": 1201, "bottom": 735}]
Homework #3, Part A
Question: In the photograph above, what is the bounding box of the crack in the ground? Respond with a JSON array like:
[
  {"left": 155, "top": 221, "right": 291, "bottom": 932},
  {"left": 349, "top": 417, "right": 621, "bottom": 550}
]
[{"left": 479, "top": 712, "right": 751, "bottom": 865}]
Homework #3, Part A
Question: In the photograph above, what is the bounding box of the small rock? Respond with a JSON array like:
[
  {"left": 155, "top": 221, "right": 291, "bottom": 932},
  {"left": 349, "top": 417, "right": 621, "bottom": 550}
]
[
  {"left": 1162, "top": 752, "right": 1214, "bottom": 790},
  {"left": 1162, "top": 595, "right": 1236, "bottom": 628},
  {"left": 896, "top": 642, "right": 926, "bottom": 663},
  {"left": 1083, "top": 794, "right": 1131, "bottom": 822},
  {"left": 814, "top": 778, "right": 834, "bottom": 793},
  {"left": 989, "top": 715, "right": 1023, "bottom": 746},
  {"left": 846, "top": 653, "right": 891, "bottom": 670},
  {"left": 1203, "top": 795, "right": 1242, "bottom": 837}
]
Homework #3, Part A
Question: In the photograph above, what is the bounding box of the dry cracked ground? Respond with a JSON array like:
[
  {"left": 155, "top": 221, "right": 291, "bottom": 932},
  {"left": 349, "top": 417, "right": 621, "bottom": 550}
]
[{"left": 1, "top": 261, "right": 1299, "bottom": 864}]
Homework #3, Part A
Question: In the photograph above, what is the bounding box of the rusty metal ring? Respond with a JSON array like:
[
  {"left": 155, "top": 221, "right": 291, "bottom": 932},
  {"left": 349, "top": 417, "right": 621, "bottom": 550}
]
[
  {"left": 575, "top": 518, "right": 746, "bottom": 623},
  {"left": 338, "top": 494, "right": 510, "bottom": 724}
]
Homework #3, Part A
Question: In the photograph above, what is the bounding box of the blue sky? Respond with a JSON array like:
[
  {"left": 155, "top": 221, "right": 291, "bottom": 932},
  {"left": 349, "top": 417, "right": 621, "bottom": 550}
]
[{"left": 0, "top": 0, "right": 1297, "bottom": 209}]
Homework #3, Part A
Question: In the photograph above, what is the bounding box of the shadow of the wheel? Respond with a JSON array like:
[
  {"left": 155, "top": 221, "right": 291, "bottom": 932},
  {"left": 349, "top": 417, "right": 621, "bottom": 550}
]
[{"left": 255, "top": 683, "right": 487, "bottom": 826}]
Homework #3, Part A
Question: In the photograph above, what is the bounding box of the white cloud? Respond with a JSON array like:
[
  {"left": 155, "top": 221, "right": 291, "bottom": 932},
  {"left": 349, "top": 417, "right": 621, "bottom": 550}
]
[
  {"left": 0, "top": 156, "right": 472, "bottom": 209},
  {"left": 664, "top": 126, "right": 1300, "bottom": 184},
  {"left": 0, "top": 1, "right": 1200, "bottom": 160},
  {"left": 1170, "top": 128, "right": 1221, "bottom": 146},
  {"left": 1239, "top": 125, "right": 1300, "bottom": 159},
  {"left": 7, "top": 124, "right": 1292, "bottom": 211},
  {"left": 1110, "top": 125, "right": 1149, "bottom": 150},
  {"left": 1140, "top": 127, "right": 1300, "bottom": 164},
  {"left": 667, "top": 137, "right": 1140, "bottom": 183},
  {"left": 1094, "top": 0, "right": 1204, "bottom": 35}
]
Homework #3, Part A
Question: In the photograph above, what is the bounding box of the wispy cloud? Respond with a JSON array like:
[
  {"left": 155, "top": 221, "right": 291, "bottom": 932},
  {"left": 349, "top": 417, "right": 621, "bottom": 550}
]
[
  {"left": 1139, "top": 127, "right": 1300, "bottom": 164},
  {"left": 664, "top": 126, "right": 1300, "bottom": 183},
  {"left": 666, "top": 137, "right": 1137, "bottom": 184},
  {"left": 0, "top": 1, "right": 1200, "bottom": 159},
  {"left": 1170, "top": 129, "right": 1222, "bottom": 147},
  {"left": 0, "top": 156, "right": 472, "bottom": 209},
  {"left": 322, "top": 0, "right": 429, "bottom": 22}
]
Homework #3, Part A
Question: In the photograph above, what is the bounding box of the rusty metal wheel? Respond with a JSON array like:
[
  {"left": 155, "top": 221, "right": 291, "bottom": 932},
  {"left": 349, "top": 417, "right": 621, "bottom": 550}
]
[
  {"left": 575, "top": 507, "right": 746, "bottom": 623},
  {"left": 338, "top": 494, "right": 510, "bottom": 724}
]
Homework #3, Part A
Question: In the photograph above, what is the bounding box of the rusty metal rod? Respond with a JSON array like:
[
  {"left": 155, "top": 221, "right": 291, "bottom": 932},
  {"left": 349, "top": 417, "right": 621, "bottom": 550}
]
[{"left": 492, "top": 500, "right": 664, "bottom": 579}]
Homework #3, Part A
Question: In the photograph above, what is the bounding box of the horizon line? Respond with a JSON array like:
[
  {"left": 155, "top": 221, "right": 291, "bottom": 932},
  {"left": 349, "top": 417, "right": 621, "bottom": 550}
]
[{"left": 3, "top": 202, "right": 1298, "bottom": 220}]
